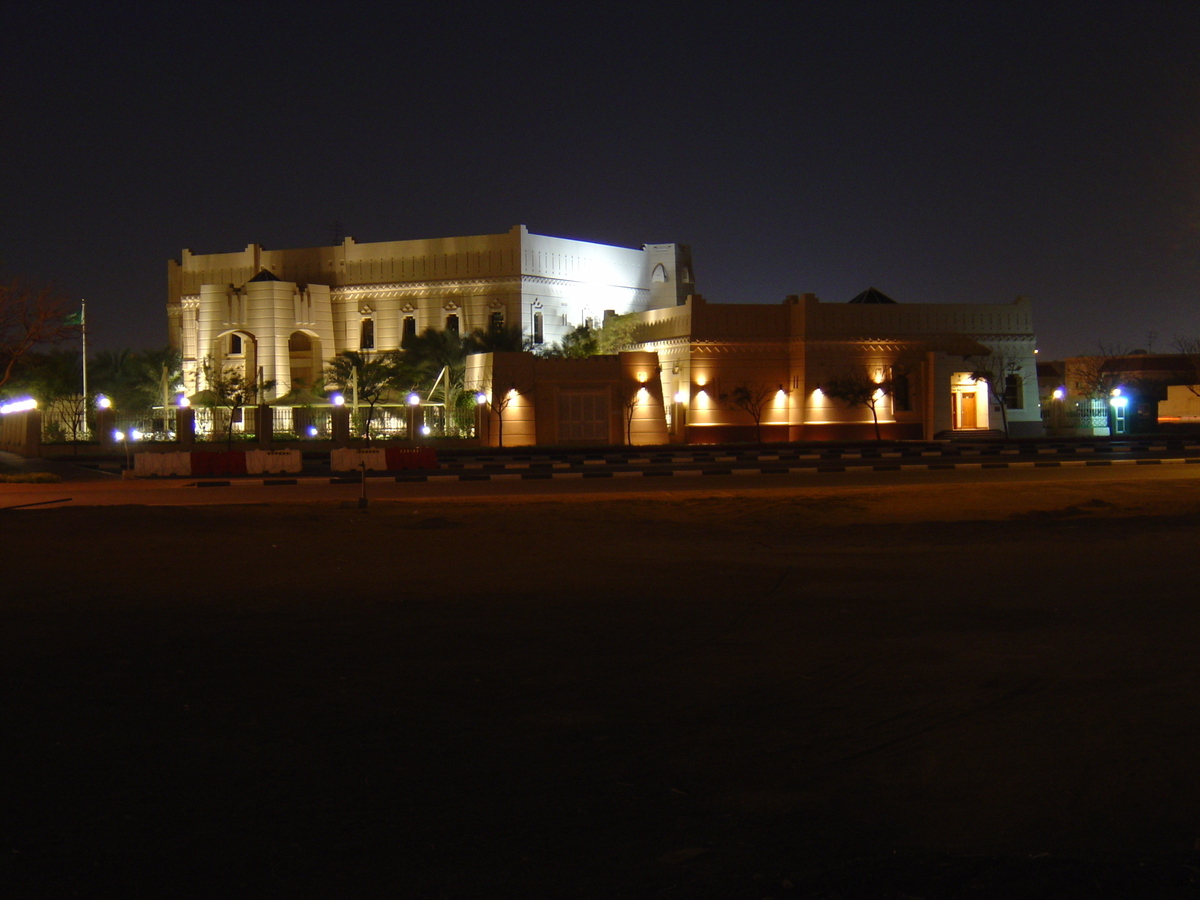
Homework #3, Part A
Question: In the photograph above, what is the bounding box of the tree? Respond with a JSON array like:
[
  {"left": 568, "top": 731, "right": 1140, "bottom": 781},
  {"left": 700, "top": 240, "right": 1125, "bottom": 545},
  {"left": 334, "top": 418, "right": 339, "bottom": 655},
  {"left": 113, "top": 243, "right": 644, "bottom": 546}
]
[
  {"left": 539, "top": 323, "right": 598, "bottom": 359},
  {"left": 473, "top": 380, "right": 515, "bottom": 448},
  {"left": 1068, "top": 343, "right": 1129, "bottom": 399},
  {"left": 596, "top": 312, "right": 637, "bottom": 354},
  {"left": 88, "top": 347, "right": 183, "bottom": 410},
  {"left": 968, "top": 354, "right": 1025, "bottom": 437},
  {"left": 0, "top": 278, "right": 80, "bottom": 392},
  {"left": 403, "top": 327, "right": 467, "bottom": 433},
  {"left": 821, "top": 368, "right": 894, "bottom": 441},
  {"left": 616, "top": 382, "right": 641, "bottom": 446},
  {"left": 5, "top": 349, "right": 87, "bottom": 442},
  {"left": 464, "top": 323, "right": 528, "bottom": 354},
  {"left": 323, "top": 350, "right": 406, "bottom": 440},
  {"left": 722, "top": 382, "right": 776, "bottom": 444},
  {"left": 200, "top": 357, "right": 275, "bottom": 450},
  {"left": 537, "top": 314, "right": 634, "bottom": 359}
]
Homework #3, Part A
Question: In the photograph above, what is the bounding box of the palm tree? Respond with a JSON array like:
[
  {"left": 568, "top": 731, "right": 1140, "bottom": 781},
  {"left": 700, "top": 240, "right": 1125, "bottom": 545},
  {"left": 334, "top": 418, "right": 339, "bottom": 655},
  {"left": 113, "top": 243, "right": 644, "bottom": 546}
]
[
  {"left": 402, "top": 328, "right": 467, "bottom": 432},
  {"left": 90, "top": 348, "right": 182, "bottom": 409},
  {"left": 323, "top": 350, "right": 407, "bottom": 440}
]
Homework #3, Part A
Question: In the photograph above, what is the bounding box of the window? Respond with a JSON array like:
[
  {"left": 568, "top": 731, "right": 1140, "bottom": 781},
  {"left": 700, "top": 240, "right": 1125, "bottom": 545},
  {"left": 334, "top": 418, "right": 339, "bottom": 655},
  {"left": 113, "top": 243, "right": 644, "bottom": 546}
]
[
  {"left": 533, "top": 311, "right": 543, "bottom": 345},
  {"left": 890, "top": 366, "right": 911, "bottom": 411},
  {"left": 445, "top": 314, "right": 459, "bottom": 336},
  {"left": 489, "top": 311, "right": 504, "bottom": 333},
  {"left": 229, "top": 334, "right": 242, "bottom": 355},
  {"left": 1005, "top": 374, "right": 1024, "bottom": 409},
  {"left": 360, "top": 318, "right": 375, "bottom": 350},
  {"left": 402, "top": 315, "right": 416, "bottom": 345}
]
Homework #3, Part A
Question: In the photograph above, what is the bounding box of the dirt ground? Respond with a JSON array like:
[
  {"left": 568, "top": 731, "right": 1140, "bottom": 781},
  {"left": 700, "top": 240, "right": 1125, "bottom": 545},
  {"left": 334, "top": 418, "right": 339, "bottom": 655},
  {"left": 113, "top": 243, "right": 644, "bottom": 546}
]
[{"left": 4, "top": 477, "right": 1200, "bottom": 898}]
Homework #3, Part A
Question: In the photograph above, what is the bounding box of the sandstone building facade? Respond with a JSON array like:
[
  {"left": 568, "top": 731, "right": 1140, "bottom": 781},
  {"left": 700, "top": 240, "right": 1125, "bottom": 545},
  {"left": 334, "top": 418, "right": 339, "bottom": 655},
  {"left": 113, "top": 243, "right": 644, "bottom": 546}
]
[{"left": 167, "top": 225, "right": 694, "bottom": 397}]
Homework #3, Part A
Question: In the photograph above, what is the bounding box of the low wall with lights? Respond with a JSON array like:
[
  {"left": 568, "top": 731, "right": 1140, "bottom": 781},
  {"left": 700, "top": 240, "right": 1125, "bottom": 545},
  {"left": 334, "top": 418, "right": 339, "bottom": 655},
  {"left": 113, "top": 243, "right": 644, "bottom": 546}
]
[
  {"left": 466, "top": 350, "right": 669, "bottom": 447},
  {"left": 0, "top": 404, "right": 41, "bottom": 456}
]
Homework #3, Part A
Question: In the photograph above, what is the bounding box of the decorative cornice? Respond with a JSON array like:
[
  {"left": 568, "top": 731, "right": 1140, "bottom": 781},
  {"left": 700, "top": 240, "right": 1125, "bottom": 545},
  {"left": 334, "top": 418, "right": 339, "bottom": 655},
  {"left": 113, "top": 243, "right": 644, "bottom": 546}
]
[{"left": 333, "top": 277, "right": 522, "bottom": 300}]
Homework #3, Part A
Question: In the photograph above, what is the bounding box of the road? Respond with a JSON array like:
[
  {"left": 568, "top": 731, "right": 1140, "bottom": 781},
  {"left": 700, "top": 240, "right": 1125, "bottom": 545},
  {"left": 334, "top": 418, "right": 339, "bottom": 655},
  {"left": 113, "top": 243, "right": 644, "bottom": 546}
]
[
  {"left": 6, "top": 454, "right": 1200, "bottom": 509},
  {"left": 5, "top": 453, "right": 1200, "bottom": 896}
]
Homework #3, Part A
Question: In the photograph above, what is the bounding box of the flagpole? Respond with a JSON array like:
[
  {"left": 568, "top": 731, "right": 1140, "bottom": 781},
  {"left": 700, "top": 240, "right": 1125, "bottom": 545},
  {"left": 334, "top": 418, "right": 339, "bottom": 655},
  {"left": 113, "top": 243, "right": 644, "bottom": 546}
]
[{"left": 80, "top": 299, "right": 88, "bottom": 402}]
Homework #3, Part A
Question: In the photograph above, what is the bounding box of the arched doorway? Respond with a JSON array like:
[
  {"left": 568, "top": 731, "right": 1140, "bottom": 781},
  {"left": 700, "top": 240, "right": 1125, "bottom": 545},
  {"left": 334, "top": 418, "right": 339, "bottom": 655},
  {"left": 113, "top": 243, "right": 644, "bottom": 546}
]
[{"left": 288, "top": 331, "right": 320, "bottom": 390}]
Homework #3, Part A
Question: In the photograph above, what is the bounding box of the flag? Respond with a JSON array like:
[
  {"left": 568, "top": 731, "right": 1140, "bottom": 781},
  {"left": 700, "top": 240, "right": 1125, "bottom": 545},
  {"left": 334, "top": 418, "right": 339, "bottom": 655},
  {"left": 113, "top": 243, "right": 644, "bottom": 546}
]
[{"left": 64, "top": 310, "right": 84, "bottom": 326}]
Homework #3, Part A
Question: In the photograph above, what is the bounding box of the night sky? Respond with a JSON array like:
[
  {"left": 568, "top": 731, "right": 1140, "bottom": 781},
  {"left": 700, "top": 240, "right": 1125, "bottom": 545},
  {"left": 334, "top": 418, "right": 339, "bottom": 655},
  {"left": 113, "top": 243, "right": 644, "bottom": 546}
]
[{"left": 4, "top": 2, "right": 1198, "bottom": 360}]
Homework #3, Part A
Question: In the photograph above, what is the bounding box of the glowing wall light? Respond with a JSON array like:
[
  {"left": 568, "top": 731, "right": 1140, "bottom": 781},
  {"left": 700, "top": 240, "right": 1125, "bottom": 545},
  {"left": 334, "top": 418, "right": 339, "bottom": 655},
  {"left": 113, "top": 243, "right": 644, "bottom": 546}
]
[
  {"left": 331, "top": 394, "right": 345, "bottom": 406},
  {"left": 96, "top": 395, "right": 112, "bottom": 409},
  {"left": 673, "top": 389, "right": 687, "bottom": 404},
  {"left": 0, "top": 398, "right": 37, "bottom": 414},
  {"left": 1052, "top": 388, "right": 1064, "bottom": 400},
  {"left": 407, "top": 392, "right": 421, "bottom": 406}
]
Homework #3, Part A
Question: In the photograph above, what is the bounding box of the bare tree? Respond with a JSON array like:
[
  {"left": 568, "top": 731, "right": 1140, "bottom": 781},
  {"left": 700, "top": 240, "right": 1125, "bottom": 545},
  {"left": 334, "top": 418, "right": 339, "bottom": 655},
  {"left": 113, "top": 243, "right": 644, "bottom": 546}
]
[
  {"left": 0, "top": 278, "right": 80, "bottom": 392},
  {"left": 722, "top": 382, "right": 775, "bottom": 444},
  {"left": 821, "top": 368, "right": 894, "bottom": 441},
  {"left": 616, "top": 382, "right": 641, "bottom": 445},
  {"left": 200, "top": 357, "right": 275, "bottom": 450},
  {"left": 967, "top": 354, "right": 1025, "bottom": 437},
  {"left": 1069, "top": 343, "right": 1129, "bottom": 399},
  {"left": 473, "top": 380, "right": 515, "bottom": 447}
]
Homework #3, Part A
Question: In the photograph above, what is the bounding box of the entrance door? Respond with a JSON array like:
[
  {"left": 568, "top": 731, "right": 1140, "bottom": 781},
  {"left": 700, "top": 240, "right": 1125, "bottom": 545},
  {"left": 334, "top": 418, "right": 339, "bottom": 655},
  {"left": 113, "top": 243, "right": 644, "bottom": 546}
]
[
  {"left": 557, "top": 390, "right": 609, "bottom": 443},
  {"left": 957, "top": 391, "right": 977, "bottom": 428}
]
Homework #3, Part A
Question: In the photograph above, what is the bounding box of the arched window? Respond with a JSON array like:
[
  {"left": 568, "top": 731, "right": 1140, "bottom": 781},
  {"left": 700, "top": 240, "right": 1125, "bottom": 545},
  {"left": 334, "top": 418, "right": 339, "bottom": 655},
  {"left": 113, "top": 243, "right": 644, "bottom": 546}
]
[{"left": 651, "top": 263, "right": 667, "bottom": 283}]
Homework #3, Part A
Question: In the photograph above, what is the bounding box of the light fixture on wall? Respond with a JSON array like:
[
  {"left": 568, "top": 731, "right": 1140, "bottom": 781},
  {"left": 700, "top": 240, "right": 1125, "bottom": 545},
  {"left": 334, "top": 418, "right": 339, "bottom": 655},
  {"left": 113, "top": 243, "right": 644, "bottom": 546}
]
[{"left": 0, "top": 398, "right": 36, "bottom": 414}]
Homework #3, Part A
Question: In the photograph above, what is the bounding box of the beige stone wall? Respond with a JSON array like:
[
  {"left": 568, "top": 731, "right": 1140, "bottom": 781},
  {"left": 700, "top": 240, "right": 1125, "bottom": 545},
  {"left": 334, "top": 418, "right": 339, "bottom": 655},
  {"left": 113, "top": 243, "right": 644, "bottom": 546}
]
[{"left": 465, "top": 351, "right": 667, "bottom": 447}]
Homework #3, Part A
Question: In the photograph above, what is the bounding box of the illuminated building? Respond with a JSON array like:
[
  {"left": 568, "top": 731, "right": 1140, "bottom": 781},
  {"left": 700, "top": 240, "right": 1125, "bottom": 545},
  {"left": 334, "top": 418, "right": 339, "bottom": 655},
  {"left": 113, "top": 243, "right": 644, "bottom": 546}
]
[
  {"left": 627, "top": 289, "right": 1043, "bottom": 442},
  {"left": 167, "top": 225, "right": 693, "bottom": 397}
]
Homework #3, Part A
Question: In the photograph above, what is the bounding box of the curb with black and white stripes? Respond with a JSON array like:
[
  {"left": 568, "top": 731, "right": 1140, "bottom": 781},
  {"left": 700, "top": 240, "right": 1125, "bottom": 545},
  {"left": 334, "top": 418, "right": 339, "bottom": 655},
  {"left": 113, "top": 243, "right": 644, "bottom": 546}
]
[{"left": 189, "top": 454, "right": 1200, "bottom": 487}]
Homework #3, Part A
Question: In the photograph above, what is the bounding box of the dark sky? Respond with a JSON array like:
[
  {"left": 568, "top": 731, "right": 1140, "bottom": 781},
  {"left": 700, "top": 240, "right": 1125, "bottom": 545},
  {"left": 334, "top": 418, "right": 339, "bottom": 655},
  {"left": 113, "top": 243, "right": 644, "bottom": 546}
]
[{"left": 4, "top": 1, "right": 1198, "bottom": 359}]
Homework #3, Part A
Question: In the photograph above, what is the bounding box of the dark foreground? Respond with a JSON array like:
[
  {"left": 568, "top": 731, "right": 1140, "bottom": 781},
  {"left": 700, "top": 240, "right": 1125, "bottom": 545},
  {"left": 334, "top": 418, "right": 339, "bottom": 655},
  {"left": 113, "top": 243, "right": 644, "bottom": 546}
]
[{"left": 4, "top": 484, "right": 1200, "bottom": 898}]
